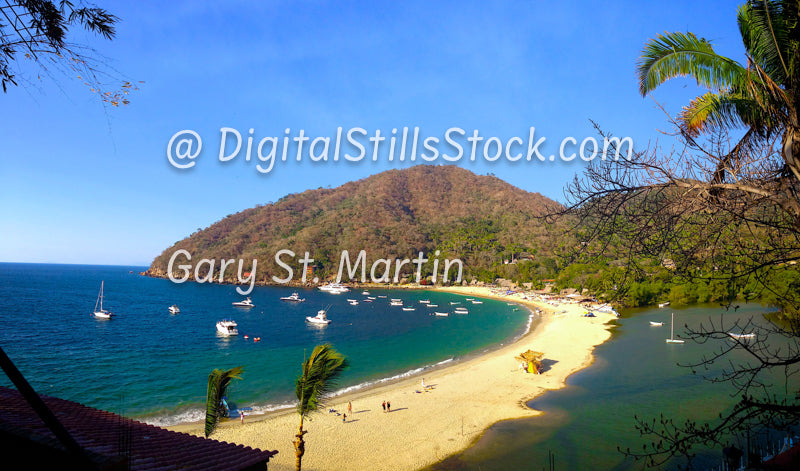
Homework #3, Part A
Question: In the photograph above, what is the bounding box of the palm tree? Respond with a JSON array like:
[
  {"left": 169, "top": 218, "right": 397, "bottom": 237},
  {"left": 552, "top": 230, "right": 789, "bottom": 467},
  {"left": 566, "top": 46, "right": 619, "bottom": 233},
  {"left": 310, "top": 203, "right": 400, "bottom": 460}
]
[
  {"left": 205, "top": 366, "right": 244, "bottom": 437},
  {"left": 637, "top": 1, "right": 800, "bottom": 186},
  {"left": 293, "top": 344, "right": 348, "bottom": 471}
]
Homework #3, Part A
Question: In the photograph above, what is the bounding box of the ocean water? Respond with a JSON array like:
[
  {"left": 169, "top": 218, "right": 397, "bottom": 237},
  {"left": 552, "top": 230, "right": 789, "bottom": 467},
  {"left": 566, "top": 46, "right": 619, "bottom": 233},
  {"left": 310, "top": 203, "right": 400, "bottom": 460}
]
[
  {"left": 0, "top": 263, "right": 529, "bottom": 426},
  {"left": 432, "top": 303, "right": 794, "bottom": 470}
]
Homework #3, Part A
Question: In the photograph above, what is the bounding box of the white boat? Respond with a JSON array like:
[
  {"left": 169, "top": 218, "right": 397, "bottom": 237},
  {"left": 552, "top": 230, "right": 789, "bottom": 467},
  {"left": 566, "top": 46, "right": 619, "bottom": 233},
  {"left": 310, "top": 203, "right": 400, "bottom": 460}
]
[
  {"left": 349, "top": 300, "right": 359, "bottom": 305},
  {"left": 471, "top": 300, "right": 483, "bottom": 304},
  {"left": 92, "top": 281, "right": 112, "bottom": 319},
  {"left": 666, "top": 313, "right": 684, "bottom": 343},
  {"left": 426, "top": 304, "right": 438, "bottom": 308},
  {"left": 434, "top": 312, "right": 449, "bottom": 317},
  {"left": 169, "top": 305, "right": 180, "bottom": 314},
  {"left": 280, "top": 292, "right": 305, "bottom": 302},
  {"left": 216, "top": 320, "right": 239, "bottom": 336},
  {"left": 362, "top": 291, "right": 370, "bottom": 295},
  {"left": 728, "top": 332, "right": 756, "bottom": 340},
  {"left": 649, "top": 321, "right": 663, "bottom": 326},
  {"left": 419, "top": 300, "right": 430, "bottom": 304},
  {"left": 465, "top": 298, "right": 474, "bottom": 301},
  {"left": 658, "top": 302, "right": 670, "bottom": 308},
  {"left": 455, "top": 308, "right": 468, "bottom": 314},
  {"left": 319, "top": 283, "right": 349, "bottom": 294},
  {"left": 402, "top": 307, "right": 415, "bottom": 311},
  {"left": 450, "top": 302, "right": 460, "bottom": 305},
  {"left": 306, "top": 310, "right": 331, "bottom": 325},
  {"left": 390, "top": 301, "right": 403, "bottom": 306},
  {"left": 232, "top": 297, "right": 255, "bottom": 307}
]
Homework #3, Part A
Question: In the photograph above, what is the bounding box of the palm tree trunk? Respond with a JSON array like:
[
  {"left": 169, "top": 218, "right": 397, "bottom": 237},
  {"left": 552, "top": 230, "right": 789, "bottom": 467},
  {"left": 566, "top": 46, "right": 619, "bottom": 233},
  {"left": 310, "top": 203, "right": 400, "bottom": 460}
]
[{"left": 294, "top": 415, "right": 306, "bottom": 471}]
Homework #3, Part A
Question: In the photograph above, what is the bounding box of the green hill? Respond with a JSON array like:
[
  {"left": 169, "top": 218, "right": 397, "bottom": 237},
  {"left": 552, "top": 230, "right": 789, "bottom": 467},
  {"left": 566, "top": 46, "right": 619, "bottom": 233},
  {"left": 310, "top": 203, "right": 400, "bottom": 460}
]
[{"left": 146, "top": 165, "right": 564, "bottom": 285}]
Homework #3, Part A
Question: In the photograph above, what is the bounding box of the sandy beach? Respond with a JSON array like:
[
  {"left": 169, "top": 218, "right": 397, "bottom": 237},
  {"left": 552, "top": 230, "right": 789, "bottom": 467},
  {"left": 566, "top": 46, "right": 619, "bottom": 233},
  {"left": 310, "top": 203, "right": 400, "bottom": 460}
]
[{"left": 168, "top": 286, "right": 617, "bottom": 471}]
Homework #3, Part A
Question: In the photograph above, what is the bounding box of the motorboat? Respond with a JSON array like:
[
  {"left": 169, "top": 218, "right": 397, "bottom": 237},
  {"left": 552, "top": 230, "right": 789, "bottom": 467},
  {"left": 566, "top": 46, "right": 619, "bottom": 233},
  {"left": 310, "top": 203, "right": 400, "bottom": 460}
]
[
  {"left": 470, "top": 300, "right": 483, "bottom": 304},
  {"left": 216, "top": 320, "right": 239, "bottom": 336},
  {"left": 280, "top": 292, "right": 305, "bottom": 302},
  {"left": 419, "top": 299, "right": 430, "bottom": 304},
  {"left": 426, "top": 304, "right": 438, "bottom": 308},
  {"left": 319, "top": 283, "right": 349, "bottom": 294},
  {"left": 728, "top": 332, "right": 756, "bottom": 340},
  {"left": 306, "top": 310, "right": 331, "bottom": 325},
  {"left": 658, "top": 302, "right": 670, "bottom": 308},
  {"left": 93, "top": 281, "right": 112, "bottom": 319},
  {"left": 390, "top": 301, "right": 403, "bottom": 306},
  {"left": 434, "top": 312, "right": 449, "bottom": 317},
  {"left": 450, "top": 302, "right": 461, "bottom": 305},
  {"left": 169, "top": 305, "right": 180, "bottom": 314},
  {"left": 362, "top": 291, "right": 370, "bottom": 295},
  {"left": 649, "top": 321, "right": 663, "bottom": 326},
  {"left": 232, "top": 297, "right": 255, "bottom": 307},
  {"left": 402, "top": 307, "right": 415, "bottom": 311},
  {"left": 454, "top": 308, "right": 468, "bottom": 314},
  {"left": 349, "top": 300, "right": 359, "bottom": 305}
]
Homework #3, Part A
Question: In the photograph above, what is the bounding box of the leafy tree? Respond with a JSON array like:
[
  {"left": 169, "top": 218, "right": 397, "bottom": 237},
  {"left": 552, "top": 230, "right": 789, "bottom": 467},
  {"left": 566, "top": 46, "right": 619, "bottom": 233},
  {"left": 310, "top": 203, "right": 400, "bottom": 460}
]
[
  {"left": 293, "top": 344, "right": 348, "bottom": 471},
  {"left": 0, "top": 0, "right": 136, "bottom": 103},
  {"left": 551, "top": 0, "right": 800, "bottom": 466},
  {"left": 204, "top": 366, "right": 244, "bottom": 438}
]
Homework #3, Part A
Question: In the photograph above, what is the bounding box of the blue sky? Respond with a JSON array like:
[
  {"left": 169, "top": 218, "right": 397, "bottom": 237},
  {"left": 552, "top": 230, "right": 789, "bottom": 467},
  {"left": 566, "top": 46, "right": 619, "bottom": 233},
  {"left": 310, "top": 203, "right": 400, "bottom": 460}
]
[{"left": 1, "top": 0, "right": 745, "bottom": 265}]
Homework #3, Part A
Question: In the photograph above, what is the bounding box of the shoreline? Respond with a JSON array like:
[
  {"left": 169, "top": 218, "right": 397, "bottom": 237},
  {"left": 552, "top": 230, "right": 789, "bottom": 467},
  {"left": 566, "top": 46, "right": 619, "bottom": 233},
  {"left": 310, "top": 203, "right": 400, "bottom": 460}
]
[{"left": 167, "top": 286, "right": 618, "bottom": 471}]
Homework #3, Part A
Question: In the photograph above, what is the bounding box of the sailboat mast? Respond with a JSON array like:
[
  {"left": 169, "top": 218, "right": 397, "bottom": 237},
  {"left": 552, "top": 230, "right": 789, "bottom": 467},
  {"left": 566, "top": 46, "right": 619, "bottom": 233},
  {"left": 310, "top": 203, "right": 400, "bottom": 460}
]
[{"left": 670, "top": 312, "right": 674, "bottom": 340}]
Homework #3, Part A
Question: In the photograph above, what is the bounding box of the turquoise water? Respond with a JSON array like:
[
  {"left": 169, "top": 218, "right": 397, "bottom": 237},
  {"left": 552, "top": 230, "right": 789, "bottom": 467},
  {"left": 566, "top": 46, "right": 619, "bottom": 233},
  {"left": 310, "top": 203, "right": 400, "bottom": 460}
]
[
  {"left": 431, "top": 303, "right": 794, "bottom": 470},
  {"left": 0, "top": 263, "right": 530, "bottom": 426}
]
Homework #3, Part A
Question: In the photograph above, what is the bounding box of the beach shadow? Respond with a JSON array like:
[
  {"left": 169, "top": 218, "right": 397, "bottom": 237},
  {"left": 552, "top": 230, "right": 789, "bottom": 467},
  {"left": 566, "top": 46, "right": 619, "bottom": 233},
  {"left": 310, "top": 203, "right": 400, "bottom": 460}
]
[
  {"left": 343, "top": 419, "right": 360, "bottom": 423},
  {"left": 388, "top": 408, "right": 408, "bottom": 413},
  {"left": 354, "top": 409, "right": 370, "bottom": 414},
  {"left": 539, "top": 359, "right": 558, "bottom": 373}
]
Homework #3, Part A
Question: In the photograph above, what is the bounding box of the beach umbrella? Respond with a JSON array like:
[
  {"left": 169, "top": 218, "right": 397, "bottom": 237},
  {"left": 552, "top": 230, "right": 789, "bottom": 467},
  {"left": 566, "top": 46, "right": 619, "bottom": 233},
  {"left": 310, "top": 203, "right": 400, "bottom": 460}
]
[{"left": 515, "top": 350, "right": 544, "bottom": 372}]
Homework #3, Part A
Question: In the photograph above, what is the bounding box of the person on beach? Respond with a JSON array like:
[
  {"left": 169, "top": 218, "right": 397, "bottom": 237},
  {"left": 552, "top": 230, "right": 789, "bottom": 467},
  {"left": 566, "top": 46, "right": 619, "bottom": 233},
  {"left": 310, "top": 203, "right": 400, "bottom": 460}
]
[
  {"left": 421, "top": 378, "right": 425, "bottom": 389},
  {"left": 382, "top": 401, "right": 386, "bottom": 412},
  {"left": 348, "top": 401, "right": 352, "bottom": 414},
  {"left": 387, "top": 401, "right": 391, "bottom": 412},
  {"left": 343, "top": 413, "right": 346, "bottom": 423},
  {"left": 240, "top": 411, "right": 245, "bottom": 424}
]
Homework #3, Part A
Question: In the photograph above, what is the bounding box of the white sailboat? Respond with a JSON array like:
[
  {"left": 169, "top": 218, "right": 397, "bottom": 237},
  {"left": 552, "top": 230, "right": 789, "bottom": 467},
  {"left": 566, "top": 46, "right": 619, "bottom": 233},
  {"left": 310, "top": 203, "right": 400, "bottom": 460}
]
[
  {"left": 666, "top": 312, "right": 684, "bottom": 344},
  {"left": 93, "top": 281, "right": 112, "bottom": 319}
]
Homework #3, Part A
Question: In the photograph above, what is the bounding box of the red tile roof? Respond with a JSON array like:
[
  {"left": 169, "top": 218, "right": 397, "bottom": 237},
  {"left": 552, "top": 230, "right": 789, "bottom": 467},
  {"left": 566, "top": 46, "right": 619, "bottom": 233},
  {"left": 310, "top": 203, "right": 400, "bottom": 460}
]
[{"left": 0, "top": 386, "right": 277, "bottom": 470}]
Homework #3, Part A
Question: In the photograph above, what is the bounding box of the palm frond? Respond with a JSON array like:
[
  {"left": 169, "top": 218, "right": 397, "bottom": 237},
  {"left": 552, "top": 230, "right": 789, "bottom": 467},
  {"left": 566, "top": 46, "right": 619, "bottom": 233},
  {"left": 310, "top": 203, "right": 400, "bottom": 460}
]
[
  {"left": 295, "top": 344, "right": 348, "bottom": 417},
  {"left": 637, "top": 31, "right": 747, "bottom": 96},
  {"left": 737, "top": 1, "right": 791, "bottom": 84},
  {"left": 205, "top": 366, "right": 244, "bottom": 437}
]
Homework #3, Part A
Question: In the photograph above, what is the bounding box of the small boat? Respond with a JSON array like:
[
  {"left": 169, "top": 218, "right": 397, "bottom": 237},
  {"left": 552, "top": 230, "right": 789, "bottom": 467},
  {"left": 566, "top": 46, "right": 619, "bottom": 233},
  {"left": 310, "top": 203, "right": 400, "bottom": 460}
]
[
  {"left": 728, "top": 332, "right": 756, "bottom": 340},
  {"left": 362, "top": 291, "right": 370, "bottom": 295},
  {"left": 280, "top": 292, "right": 305, "bottom": 302},
  {"left": 402, "top": 307, "right": 415, "bottom": 311},
  {"left": 426, "top": 304, "right": 438, "bottom": 308},
  {"left": 377, "top": 295, "right": 387, "bottom": 298},
  {"left": 658, "top": 302, "right": 670, "bottom": 308},
  {"left": 306, "top": 310, "right": 331, "bottom": 325},
  {"left": 93, "top": 281, "right": 112, "bottom": 319},
  {"left": 434, "top": 312, "right": 449, "bottom": 317},
  {"left": 666, "top": 313, "right": 684, "bottom": 344},
  {"left": 454, "top": 308, "right": 468, "bottom": 314},
  {"left": 450, "top": 302, "right": 461, "bottom": 305},
  {"left": 649, "top": 321, "right": 663, "bottom": 327},
  {"left": 169, "top": 305, "right": 180, "bottom": 314},
  {"left": 390, "top": 301, "right": 403, "bottom": 306},
  {"left": 471, "top": 300, "right": 483, "bottom": 304},
  {"left": 367, "top": 297, "right": 376, "bottom": 300},
  {"left": 465, "top": 298, "right": 474, "bottom": 301},
  {"left": 233, "top": 297, "right": 255, "bottom": 307},
  {"left": 419, "top": 300, "right": 430, "bottom": 304},
  {"left": 391, "top": 298, "right": 402, "bottom": 302},
  {"left": 349, "top": 300, "right": 359, "bottom": 306},
  {"left": 216, "top": 320, "right": 239, "bottom": 336},
  {"left": 363, "top": 299, "right": 373, "bottom": 303}
]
